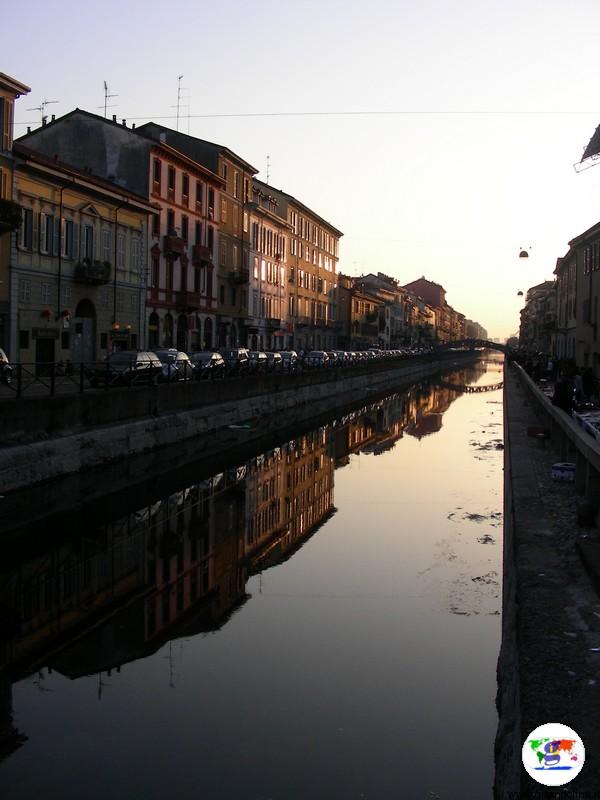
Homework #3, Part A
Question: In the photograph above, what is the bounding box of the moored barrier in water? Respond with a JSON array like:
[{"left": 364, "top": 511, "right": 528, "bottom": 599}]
[{"left": 434, "top": 380, "right": 504, "bottom": 393}]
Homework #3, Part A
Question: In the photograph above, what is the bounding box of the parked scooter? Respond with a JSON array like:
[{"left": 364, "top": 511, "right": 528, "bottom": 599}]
[{"left": 0, "top": 348, "right": 12, "bottom": 385}]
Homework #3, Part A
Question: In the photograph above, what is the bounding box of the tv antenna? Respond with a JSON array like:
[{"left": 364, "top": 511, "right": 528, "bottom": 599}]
[
  {"left": 98, "top": 81, "right": 118, "bottom": 118},
  {"left": 266, "top": 154, "right": 271, "bottom": 185},
  {"left": 175, "top": 75, "right": 187, "bottom": 132},
  {"left": 27, "top": 98, "right": 59, "bottom": 125}
]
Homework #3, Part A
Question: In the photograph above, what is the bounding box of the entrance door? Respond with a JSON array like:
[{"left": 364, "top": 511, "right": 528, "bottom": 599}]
[
  {"left": 35, "top": 337, "right": 55, "bottom": 377},
  {"left": 72, "top": 318, "right": 95, "bottom": 365}
]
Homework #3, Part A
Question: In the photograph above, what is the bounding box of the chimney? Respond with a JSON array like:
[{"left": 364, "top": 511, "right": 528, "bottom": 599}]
[
  {"left": 51, "top": 114, "right": 55, "bottom": 122},
  {"left": 132, "top": 123, "right": 136, "bottom": 130},
  {"left": 27, "top": 126, "right": 31, "bottom": 134},
  {"left": 122, "top": 119, "right": 126, "bottom": 127},
  {"left": 112, "top": 114, "right": 117, "bottom": 123},
  {"left": 42, "top": 117, "right": 47, "bottom": 127}
]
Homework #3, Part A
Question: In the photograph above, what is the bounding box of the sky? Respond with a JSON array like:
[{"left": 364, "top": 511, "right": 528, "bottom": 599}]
[{"left": 5, "top": 0, "right": 600, "bottom": 340}]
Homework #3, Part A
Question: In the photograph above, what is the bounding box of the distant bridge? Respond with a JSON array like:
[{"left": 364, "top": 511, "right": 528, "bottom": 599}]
[{"left": 436, "top": 339, "right": 507, "bottom": 353}]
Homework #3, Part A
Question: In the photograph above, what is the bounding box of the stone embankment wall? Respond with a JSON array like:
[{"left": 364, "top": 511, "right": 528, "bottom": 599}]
[{"left": 0, "top": 354, "right": 473, "bottom": 494}]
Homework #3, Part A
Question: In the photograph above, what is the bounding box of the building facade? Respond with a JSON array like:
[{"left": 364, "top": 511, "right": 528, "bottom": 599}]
[
  {"left": 0, "top": 73, "right": 30, "bottom": 353},
  {"left": 10, "top": 145, "right": 154, "bottom": 366}
]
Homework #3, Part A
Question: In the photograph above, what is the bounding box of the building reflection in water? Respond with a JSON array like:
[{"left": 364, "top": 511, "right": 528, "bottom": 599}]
[{"left": 0, "top": 360, "right": 493, "bottom": 761}]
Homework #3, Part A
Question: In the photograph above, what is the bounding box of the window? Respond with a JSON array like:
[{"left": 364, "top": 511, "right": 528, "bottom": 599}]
[
  {"left": 20, "top": 208, "right": 33, "bottom": 249},
  {"left": 0, "top": 168, "right": 6, "bottom": 200},
  {"left": 207, "top": 226, "right": 214, "bottom": 249},
  {"left": 83, "top": 225, "right": 94, "bottom": 259},
  {"left": 19, "top": 330, "right": 29, "bottom": 349},
  {"left": 58, "top": 218, "right": 72, "bottom": 258},
  {"left": 182, "top": 174, "right": 189, "bottom": 205},
  {"left": 231, "top": 287, "right": 236, "bottom": 305},
  {"left": 62, "top": 285, "right": 72, "bottom": 306},
  {"left": 40, "top": 213, "right": 54, "bottom": 255},
  {"left": 102, "top": 229, "right": 111, "bottom": 262},
  {"left": 61, "top": 331, "right": 70, "bottom": 349},
  {"left": 243, "top": 211, "right": 249, "bottom": 233},
  {"left": 166, "top": 209, "right": 175, "bottom": 233},
  {"left": 41, "top": 282, "right": 51, "bottom": 304},
  {"left": 166, "top": 260, "right": 174, "bottom": 290},
  {"left": 152, "top": 213, "right": 160, "bottom": 238},
  {"left": 221, "top": 197, "right": 227, "bottom": 223},
  {"left": 232, "top": 244, "right": 238, "bottom": 266},
  {"left": 195, "top": 221, "right": 202, "bottom": 245},
  {"left": 131, "top": 237, "right": 140, "bottom": 270},
  {"left": 221, "top": 162, "right": 228, "bottom": 183},
  {"left": 167, "top": 166, "right": 176, "bottom": 195},
  {"left": 100, "top": 332, "right": 108, "bottom": 350},
  {"left": 181, "top": 215, "right": 189, "bottom": 242},
  {"left": 151, "top": 251, "right": 159, "bottom": 287},
  {"left": 233, "top": 171, "right": 239, "bottom": 199},
  {"left": 196, "top": 181, "right": 203, "bottom": 209},
  {"left": 19, "top": 279, "right": 31, "bottom": 303},
  {"left": 219, "top": 284, "right": 225, "bottom": 304},
  {"left": 130, "top": 293, "right": 137, "bottom": 309},
  {"left": 117, "top": 231, "right": 126, "bottom": 269},
  {"left": 153, "top": 159, "right": 161, "bottom": 192},
  {"left": 207, "top": 188, "right": 215, "bottom": 218}
]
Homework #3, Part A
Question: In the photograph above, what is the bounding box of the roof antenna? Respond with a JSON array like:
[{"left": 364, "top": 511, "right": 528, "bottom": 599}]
[
  {"left": 266, "top": 154, "right": 271, "bottom": 185},
  {"left": 27, "top": 98, "right": 59, "bottom": 126},
  {"left": 98, "top": 81, "right": 118, "bottom": 118}
]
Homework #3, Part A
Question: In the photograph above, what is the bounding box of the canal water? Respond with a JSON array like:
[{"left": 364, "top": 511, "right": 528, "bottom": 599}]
[{"left": 0, "top": 355, "right": 504, "bottom": 800}]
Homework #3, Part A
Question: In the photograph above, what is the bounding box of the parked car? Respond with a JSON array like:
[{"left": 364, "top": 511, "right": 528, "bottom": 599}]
[
  {"left": 265, "top": 351, "right": 282, "bottom": 371},
  {"left": 247, "top": 351, "right": 268, "bottom": 374},
  {"left": 189, "top": 351, "right": 226, "bottom": 380},
  {"left": 280, "top": 350, "right": 299, "bottom": 371},
  {"left": 304, "top": 350, "right": 329, "bottom": 368},
  {"left": 88, "top": 351, "right": 163, "bottom": 387},
  {"left": 153, "top": 349, "right": 193, "bottom": 381},
  {"left": 0, "top": 348, "right": 12, "bottom": 384},
  {"left": 219, "top": 348, "right": 249, "bottom": 375}
]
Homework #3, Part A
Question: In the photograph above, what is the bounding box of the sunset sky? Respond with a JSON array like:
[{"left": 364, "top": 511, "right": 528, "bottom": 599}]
[{"left": 5, "top": 0, "right": 600, "bottom": 339}]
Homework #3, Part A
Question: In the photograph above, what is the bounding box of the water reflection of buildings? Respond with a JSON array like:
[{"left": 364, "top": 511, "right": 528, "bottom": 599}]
[{"left": 0, "top": 361, "right": 493, "bottom": 761}]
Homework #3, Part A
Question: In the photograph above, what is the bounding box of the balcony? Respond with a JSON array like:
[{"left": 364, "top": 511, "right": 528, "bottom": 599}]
[
  {"left": 74, "top": 259, "right": 111, "bottom": 285},
  {"left": 0, "top": 199, "right": 22, "bottom": 234},
  {"left": 192, "top": 244, "right": 212, "bottom": 263},
  {"left": 163, "top": 235, "right": 186, "bottom": 260},
  {"left": 176, "top": 290, "right": 201, "bottom": 312},
  {"left": 228, "top": 268, "right": 249, "bottom": 284},
  {"left": 267, "top": 317, "right": 282, "bottom": 329}
]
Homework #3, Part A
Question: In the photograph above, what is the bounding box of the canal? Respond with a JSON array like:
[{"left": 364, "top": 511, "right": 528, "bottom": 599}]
[{"left": 0, "top": 354, "right": 504, "bottom": 799}]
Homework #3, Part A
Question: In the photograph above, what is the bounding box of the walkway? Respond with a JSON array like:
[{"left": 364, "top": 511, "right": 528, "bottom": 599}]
[{"left": 496, "top": 363, "right": 600, "bottom": 796}]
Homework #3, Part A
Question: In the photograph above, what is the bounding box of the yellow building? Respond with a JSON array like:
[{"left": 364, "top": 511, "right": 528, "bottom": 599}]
[
  {"left": 0, "top": 73, "right": 30, "bottom": 351},
  {"left": 11, "top": 144, "right": 156, "bottom": 366}
]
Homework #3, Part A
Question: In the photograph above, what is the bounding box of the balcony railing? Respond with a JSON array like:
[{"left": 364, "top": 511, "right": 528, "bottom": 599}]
[
  {"left": 163, "top": 235, "right": 186, "bottom": 259},
  {"left": 175, "top": 290, "right": 201, "bottom": 312},
  {"left": 74, "top": 259, "right": 111, "bottom": 284},
  {"left": 228, "top": 268, "right": 249, "bottom": 284},
  {"left": 192, "top": 244, "right": 212, "bottom": 263}
]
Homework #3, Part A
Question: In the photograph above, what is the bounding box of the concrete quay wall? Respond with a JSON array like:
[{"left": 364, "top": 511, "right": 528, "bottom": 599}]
[{"left": 0, "top": 354, "right": 474, "bottom": 495}]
